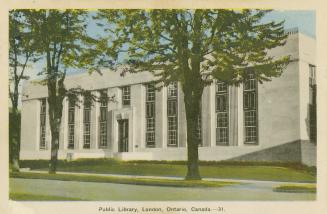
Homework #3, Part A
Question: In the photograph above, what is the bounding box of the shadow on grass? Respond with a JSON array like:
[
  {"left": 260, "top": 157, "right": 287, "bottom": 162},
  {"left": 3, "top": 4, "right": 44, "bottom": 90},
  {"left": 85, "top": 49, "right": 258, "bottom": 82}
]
[
  {"left": 10, "top": 172, "right": 238, "bottom": 188},
  {"left": 10, "top": 192, "right": 84, "bottom": 201}
]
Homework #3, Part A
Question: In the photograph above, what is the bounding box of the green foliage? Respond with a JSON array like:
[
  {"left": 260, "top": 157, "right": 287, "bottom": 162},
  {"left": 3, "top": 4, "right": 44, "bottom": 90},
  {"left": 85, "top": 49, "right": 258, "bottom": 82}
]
[
  {"left": 9, "top": 11, "right": 39, "bottom": 109},
  {"left": 95, "top": 9, "right": 290, "bottom": 86},
  {"left": 9, "top": 10, "right": 40, "bottom": 169},
  {"left": 15, "top": 9, "right": 108, "bottom": 173}
]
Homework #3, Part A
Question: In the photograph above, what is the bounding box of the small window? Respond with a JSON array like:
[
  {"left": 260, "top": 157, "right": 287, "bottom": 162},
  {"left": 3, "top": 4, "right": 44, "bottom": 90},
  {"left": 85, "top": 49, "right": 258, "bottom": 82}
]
[
  {"left": 83, "top": 96, "right": 92, "bottom": 149},
  {"left": 39, "top": 99, "right": 47, "bottom": 150},
  {"left": 216, "top": 82, "right": 227, "bottom": 93},
  {"left": 216, "top": 81, "right": 229, "bottom": 145},
  {"left": 243, "top": 72, "right": 258, "bottom": 144},
  {"left": 309, "top": 64, "right": 316, "bottom": 86},
  {"left": 167, "top": 82, "right": 178, "bottom": 146},
  {"left": 244, "top": 92, "right": 256, "bottom": 110},
  {"left": 146, "top": 83, "right": 156, "bottom": 147},
  {"left": 122, "top": 86, "right": 131, "bottom": 106},
  {"left": 99, "top": 90, "right": 108, "bottom": 148},
  {"left": 146, "top": 84, "right": 155, "bottom": 102},
  {"left": 167, "top": 82, "right": 177, "bottom": 98},
  {"left": 167, "top": 100, "right": 177, "bottom": 116},
  {"left": 67, "top": 98, "right": 75, "bottom": 149},
  {"left": 309, "top": 64, "right": 316, "bottom": 143},
  {"left": 244, "top": 73, "right": 256, "bottom": 91},
  {"left": 196, "top": 103, "right": 202, "bottom": 146}
]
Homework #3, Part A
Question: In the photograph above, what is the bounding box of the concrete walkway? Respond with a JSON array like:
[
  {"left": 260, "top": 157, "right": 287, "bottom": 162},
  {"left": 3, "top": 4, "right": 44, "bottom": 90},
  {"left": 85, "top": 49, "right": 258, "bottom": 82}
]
[
  {"left": 12, "top": 170, "right": 316, "bottom": 201},
  {"left": 10, "top": 177, "right": 316, "bottom": 201}
]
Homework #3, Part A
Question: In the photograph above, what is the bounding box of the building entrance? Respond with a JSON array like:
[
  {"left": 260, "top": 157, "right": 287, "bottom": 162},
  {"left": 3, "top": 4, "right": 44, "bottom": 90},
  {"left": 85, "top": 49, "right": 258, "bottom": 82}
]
[{"left": 118, "top": 119, "right": 129, "bottom": 152}]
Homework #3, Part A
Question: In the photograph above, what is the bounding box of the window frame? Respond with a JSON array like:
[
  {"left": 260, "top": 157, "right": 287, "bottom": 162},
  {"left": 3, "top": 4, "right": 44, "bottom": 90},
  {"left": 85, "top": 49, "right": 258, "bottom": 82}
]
[
  {"left": 83, "top": 96, "right": 92, "bottom": 149},
  {"left": 145, "top": 83, "right": 156, "bottom": 148},
  {"left": 196, "top": 102, "right": 202, "bottom": 146},
  {"left": 67, "top": 98, "right": 75, "bottom": 150},
  {"left": 167, "top": 82, "right": 178, "bottom": 147},
  {"left": 216, "top": 81, "right": 229, "bottom": 145},
  {"left": 99, "top": 90, "right": 108, "bottom": 148},
  {"left": 309, "top": 64, "right": 317, "bottom": 143},
  {"left": 39, "top": 99, "right": 47, "bottom": 150},
  {"left": 243, "top": 72, "right": 258, "bottom": 145},
  {"left": 121, "top": 86, "right": 131, "bottom": 106}
]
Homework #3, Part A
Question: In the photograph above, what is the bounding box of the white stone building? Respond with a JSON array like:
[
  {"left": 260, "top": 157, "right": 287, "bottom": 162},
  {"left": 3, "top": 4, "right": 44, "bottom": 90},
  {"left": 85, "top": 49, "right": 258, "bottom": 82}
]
[{"left": 19, "top": 30, "right": 317, "bottom": 166}]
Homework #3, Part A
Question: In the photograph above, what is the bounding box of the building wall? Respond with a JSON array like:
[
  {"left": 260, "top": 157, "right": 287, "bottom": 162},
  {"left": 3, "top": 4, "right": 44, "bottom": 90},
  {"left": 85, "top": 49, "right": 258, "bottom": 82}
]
[
  {"left": 20, "top": 99, "right": 39, "bottom": 152},
  {"left": 19, "top": 32, "right": 316, "bottom": 166},
  {"left": 257, "top": 61, "right": 301, "bottom": 148}
]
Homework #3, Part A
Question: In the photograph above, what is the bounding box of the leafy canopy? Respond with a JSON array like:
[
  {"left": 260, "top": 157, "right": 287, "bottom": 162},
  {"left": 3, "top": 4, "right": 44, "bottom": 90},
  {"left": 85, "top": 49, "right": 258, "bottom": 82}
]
[{"left": 95, "top": 9, "right": 290, "bottom": 86}]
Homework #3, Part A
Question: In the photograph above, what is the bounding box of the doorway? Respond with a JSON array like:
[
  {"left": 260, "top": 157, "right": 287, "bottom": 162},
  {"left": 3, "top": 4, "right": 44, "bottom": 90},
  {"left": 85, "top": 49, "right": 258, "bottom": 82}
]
[{"left": 118, "top": 119, "right": 129, "bottom": 152}]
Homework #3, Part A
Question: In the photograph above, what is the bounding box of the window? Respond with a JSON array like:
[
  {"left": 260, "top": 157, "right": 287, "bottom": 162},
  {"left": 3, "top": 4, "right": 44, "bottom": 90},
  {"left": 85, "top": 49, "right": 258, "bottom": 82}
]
[
  {"left": 216, "top": 81, "right": 229, "bottom": 145},
  {"left": 67, "top": 99, "right": 75, "bottom": 149},
  {"left": 39, "top": 99, "right": 47, "bottom": 150},
  {"left": 83, "top": 95, "right": 91, "bottom": 149},
  {"left": 167, "top": 82, "right": 178, "bottom": 146},
  {"left": 243, "top": 72, "right": 257, "bottom": 144},
  {"left": 309, "top": 65, "right": 317, "bottom": 143},
  {"left": 122, "top": 86, "right": 131, "bottom": 106},
  {"left": 167, "top": 82, "right": 177, "bottom": 98},
  {"left": 196, "top": 103, "right": 202, "bottom": 146},
  {"left": 99, "top": 90, "right": 108, "bottom": 148},
  {"left": 146, "top": 84, "right": 156, "bottom": 147}
]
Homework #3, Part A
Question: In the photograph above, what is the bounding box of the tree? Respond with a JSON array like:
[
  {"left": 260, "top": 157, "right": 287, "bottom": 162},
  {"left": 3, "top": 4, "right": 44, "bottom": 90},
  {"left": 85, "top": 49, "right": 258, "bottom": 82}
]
[
  {"left": 23, "top": 10, "right": 104, "bottom": 173},
  {"left": 9, "top": 10, "right": 39, "bottom": 171},
  {"left": 95, "top": 9, "right": 290, "bottom": 180}
]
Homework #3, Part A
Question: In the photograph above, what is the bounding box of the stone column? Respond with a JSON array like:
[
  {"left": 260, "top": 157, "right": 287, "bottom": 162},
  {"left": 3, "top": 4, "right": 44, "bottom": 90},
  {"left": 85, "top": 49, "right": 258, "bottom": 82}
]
[
  {"left": 158, "top": 87, "right": 167, "bottom": 148},
  {"left": 209, "top": 82, "right": 216, "bottom": 147},
  {"left": 91, "top": 91, "right": 99, "bottom": 149},
  {"left": 130, "top": 84, "right": 145, "bottom": 150},
  {"left": 178, "top": 82, "right": 187, "bottom": 147},
  {"left": 77, "top": 95, "right": 84, "bottom": 150},
  {"left": 237, "top": 84, "right": 244, "bottom": 146},
  {"left": 60, "top": 97, "right": 68, "bottom": 150},
  {"left": 201, "top": 85, "right": 211, "bottom": 147},
  {"left": 229, "top": 85, "right": 239, "bottom": 146}
]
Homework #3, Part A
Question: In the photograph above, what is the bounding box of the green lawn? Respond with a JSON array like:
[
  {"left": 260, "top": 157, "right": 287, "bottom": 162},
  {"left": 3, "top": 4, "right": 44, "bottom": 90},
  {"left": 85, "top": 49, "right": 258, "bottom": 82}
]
[
  {"left": 19, "top": 159, "right": 316, "bottom": 182},
  {"left": 273, "top": 184, "right": 316, "bottom": 193},
  {"left": 10, "top": 192, "right": 83, "bottom": 201},
  {"left": 10, "top": 172, "right": 236, "bottom": 188}
]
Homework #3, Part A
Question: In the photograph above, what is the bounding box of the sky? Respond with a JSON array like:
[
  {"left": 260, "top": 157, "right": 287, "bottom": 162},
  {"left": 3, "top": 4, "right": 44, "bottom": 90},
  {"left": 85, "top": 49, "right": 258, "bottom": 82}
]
[
  {"left": 12, "top": 10, "right": 315, "bottom": 108},
  {"left": 261, "top": 10, "right": 315, "bottom": 38},
  {"left": 27, "top": 9, "right": 316, "bottom": 78}
]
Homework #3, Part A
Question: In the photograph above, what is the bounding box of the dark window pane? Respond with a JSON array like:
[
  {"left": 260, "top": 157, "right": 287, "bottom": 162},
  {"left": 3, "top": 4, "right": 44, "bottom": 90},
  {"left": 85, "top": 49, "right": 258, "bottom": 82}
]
[
  {"left": 39, "top": 99, "right": 47, "bottom": 149},
  {"left": 122, "top": 86, "right": 131, "bottom": 106},
  {"left": 243, "top": 72, "right": 257, "bottom": 144}
]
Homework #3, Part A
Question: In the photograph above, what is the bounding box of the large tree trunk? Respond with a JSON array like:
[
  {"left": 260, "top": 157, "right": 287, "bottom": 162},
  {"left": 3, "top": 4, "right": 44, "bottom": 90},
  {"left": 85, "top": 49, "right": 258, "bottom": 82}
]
[
  {"left": 185, "top": 118, "right": 201, "bottom": 180},
  {"left": 47, "top": 95, "right": 64, "bottom": 174},
  {"left": 47, "top": 77, "right": 65, "bottom": 174},
  {"left": 9, "top": 106, "right": 20, "bottom": 172},
  {"left": 184, "top": 88, "right": 202, "bottom": 180},
  {"left": 48, "top": 124, "right": 60, "bottom": 174}
]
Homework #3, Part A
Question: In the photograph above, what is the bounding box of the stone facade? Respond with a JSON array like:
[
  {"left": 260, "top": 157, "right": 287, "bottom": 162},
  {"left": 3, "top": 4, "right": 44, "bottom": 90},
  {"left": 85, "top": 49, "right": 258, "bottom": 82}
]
[{"left": 20, "top": 31, "right": 317, "bottom": 166}]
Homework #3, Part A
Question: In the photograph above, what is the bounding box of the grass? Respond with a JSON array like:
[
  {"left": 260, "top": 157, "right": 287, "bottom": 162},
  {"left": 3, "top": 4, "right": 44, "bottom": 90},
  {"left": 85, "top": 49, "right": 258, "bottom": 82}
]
[
  {"left": 10, "top": 172, "right": 237, "bottom": 188},
  {"left": 273, "top": 184, "right": 316, "bottom": 193},
  {"left": 19, "top": 159, "right": 316, "bottom": 182},
  {"left": 10, "top": 192, "right": 83, "bottom": 201}
]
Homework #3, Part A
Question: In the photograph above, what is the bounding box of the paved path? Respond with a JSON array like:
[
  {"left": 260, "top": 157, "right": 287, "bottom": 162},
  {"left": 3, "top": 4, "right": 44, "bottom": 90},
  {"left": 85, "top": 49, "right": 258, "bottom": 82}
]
[{"left": 10, "top": 175, "right": 316, "bottom": 201}]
